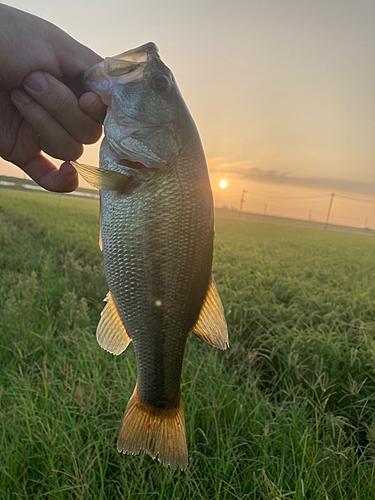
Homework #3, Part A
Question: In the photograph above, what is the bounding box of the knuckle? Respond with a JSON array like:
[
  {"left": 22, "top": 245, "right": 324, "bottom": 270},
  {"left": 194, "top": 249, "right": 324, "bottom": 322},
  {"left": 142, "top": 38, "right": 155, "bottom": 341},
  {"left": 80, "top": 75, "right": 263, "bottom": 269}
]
[
  {"left": 32, "top": 111, "right": 52, "bottom": 131},
  {"left": 50, "top": 93, "right": 72, "bottom": 115}
]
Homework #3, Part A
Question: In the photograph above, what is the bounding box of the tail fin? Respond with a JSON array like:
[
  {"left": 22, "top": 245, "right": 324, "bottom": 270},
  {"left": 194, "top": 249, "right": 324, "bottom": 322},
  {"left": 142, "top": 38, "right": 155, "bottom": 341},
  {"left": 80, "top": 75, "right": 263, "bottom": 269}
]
[{"left": 117, "top": 385, "right": 188, "bottom": 470}]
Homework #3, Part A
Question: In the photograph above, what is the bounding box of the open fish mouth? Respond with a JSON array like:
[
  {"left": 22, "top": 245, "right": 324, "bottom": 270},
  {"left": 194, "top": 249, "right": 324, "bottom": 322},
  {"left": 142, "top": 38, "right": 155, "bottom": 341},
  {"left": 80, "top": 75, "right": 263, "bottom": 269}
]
[
  {"left": 81, "top": 42, "right": 159, "bottom": 105},
  {"left": 105, "top": 42, "right": 159, "bottom": 76},
  {"left": 82, "top": 42, "right": 179, "bottom": 171}
]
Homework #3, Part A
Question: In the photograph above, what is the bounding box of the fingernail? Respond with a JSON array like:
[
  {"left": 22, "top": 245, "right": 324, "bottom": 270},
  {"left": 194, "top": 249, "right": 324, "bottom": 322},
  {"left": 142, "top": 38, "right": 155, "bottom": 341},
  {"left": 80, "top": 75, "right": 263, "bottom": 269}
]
[
  {"left": 11, "top": 88, "right": 32, "bottom": 104},
  {"left": 23, "top": 71, "right": 48, "bottom": 92},
  {"left": 83, "top": 93, "right": 97, "bottom": 107},
  {"left": 61, "top": 162, "right": 78, "bottom": 180},
  {"left": 67, "top": 167, "right": 78, "bottom": 180}
]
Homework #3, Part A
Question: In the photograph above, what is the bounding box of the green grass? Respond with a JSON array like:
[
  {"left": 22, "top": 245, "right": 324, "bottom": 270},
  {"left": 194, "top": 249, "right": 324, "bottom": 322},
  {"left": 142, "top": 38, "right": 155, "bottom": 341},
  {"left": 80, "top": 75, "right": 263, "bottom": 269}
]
[{"left": 0, "top": 188, "right": 375, "bottom": 499}]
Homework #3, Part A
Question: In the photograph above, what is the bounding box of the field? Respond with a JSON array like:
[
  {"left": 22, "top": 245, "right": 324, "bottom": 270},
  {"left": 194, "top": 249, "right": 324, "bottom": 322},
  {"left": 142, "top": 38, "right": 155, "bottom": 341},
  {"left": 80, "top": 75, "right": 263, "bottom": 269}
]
[{"left": 0, "top": 188, "right": 375, "bottom": 499}]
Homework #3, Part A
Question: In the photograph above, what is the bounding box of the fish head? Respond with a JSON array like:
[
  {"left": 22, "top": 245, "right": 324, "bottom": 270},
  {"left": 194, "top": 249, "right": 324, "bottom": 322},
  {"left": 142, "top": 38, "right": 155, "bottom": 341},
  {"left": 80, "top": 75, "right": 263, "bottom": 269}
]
[{"left": 82, "top": 43, "right": 186, "bottom": 172}]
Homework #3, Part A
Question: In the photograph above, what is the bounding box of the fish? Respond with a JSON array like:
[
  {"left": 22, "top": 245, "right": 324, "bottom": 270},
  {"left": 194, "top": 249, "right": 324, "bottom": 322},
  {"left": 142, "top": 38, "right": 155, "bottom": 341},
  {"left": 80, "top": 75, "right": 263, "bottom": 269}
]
[{"left": 72, "top": 42, "right": 228, "bottom": 470}]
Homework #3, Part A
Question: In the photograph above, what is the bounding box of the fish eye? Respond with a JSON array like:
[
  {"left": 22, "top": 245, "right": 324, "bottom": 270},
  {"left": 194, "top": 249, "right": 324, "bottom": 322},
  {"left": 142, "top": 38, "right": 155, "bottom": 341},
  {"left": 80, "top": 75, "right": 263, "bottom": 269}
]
[{"left": 149, "top": 75, "right": 170, "bottom": 92}]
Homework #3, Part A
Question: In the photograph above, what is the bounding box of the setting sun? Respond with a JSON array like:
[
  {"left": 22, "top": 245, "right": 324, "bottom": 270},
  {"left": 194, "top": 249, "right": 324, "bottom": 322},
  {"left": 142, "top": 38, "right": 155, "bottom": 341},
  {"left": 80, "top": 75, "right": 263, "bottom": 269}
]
[{"left": 219, "top": 181, "right": 228, "bottom": 189}]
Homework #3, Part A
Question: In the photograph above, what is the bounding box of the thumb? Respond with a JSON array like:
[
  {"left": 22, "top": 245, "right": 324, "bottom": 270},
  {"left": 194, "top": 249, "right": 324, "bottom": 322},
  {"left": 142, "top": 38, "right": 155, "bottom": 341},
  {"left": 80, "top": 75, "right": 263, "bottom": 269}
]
[{"left": 51, "top": 31, "right": 103, "bottom": 77}]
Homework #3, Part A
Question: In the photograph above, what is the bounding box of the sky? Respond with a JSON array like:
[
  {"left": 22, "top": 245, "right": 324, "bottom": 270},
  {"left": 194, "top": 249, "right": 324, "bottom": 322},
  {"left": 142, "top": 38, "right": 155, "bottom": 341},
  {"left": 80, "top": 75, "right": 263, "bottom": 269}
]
[{"left": 1, "top": 0, "right": 374, "bottom": 228}]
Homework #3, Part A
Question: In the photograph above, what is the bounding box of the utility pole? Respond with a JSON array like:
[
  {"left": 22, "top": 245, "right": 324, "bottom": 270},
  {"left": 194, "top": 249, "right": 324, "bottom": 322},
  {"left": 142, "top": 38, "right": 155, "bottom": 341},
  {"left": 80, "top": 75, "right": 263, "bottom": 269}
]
[
  {"left": 325, "top": 192, "right": 336, "bottom": 230},
  {"left": 308, "top": 209, "right": 312, "bottom": 221},
  {"left": 239, "top": 189, "right": 247, "bottom": 217},
  {"left": 365, "top": 217, "right": 368, "bottom": 229},
  {"left": 264, "top": 203, "right": 267, "bottom": 215}
]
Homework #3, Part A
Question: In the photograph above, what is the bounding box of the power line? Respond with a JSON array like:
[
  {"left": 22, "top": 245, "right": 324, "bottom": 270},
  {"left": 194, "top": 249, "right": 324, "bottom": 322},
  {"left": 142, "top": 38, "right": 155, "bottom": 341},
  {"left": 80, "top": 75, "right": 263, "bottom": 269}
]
[
  {"left": 245, "top": 192, "right": 331, "bottom": 200},
  {"left": 338, "top": 194, "right": 375, "bottom": 204},
  {"left": 248, "top": 192, "right": 375, "bottom": 204},
  {"left": 244, "top": 191, "right": 375, "bottom": 203},
  {"left": 225, "top": 188, "right": 374, "bottom": 230}
]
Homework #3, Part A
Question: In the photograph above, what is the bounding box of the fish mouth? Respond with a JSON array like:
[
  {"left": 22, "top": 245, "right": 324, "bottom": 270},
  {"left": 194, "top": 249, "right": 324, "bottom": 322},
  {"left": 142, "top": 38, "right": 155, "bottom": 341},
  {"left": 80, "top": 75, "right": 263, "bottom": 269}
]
[{"left": 81, "top": 42, "right": 159, "bottom": 105}]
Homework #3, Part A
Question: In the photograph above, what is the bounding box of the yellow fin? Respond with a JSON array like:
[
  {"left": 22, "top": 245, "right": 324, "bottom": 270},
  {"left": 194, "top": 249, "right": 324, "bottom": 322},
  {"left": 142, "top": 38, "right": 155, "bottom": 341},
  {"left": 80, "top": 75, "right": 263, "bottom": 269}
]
[
  {"left": 72, "top": 161, "right": 138, "bottom": 194},
  {"left": 117, "top": 385, "right": 188, "bottom": 470},
  {"left": 96, "top": 292, "right": 132, "bottom": 355},
  {"left": 192, "top": 276, "right": 229, "bottom": 350}
]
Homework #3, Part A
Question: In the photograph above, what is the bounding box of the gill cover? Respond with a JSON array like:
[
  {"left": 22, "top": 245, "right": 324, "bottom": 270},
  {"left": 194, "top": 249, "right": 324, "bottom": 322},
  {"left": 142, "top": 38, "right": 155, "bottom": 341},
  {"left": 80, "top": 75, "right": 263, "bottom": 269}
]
[{"left": 82, "top": 42, "right": 182, "bottom": 170}]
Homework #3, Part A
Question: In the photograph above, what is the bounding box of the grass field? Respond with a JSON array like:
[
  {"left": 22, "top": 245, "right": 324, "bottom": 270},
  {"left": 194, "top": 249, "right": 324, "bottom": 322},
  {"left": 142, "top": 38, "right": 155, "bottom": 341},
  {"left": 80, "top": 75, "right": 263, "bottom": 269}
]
[{"left": 0, "top": 188, "right": 375, "bottom": 499}]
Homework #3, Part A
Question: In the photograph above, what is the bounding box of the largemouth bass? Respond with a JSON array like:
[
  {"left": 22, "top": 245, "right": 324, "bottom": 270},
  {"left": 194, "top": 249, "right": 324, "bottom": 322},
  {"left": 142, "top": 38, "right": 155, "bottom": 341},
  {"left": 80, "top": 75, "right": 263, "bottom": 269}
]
[{"left": 73, "top": 42, "right": 228, "bottom": 470}]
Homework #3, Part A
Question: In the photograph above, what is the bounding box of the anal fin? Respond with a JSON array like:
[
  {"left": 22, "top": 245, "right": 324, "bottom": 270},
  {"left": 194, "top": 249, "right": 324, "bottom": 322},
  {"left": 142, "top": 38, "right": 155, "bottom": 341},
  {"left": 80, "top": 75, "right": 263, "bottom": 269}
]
[
  {"left": 97, "top": 291, "right": 132, "bottom": 355},
  {"left": 192, "top": 276, "right": 229, "bottom": 350}
]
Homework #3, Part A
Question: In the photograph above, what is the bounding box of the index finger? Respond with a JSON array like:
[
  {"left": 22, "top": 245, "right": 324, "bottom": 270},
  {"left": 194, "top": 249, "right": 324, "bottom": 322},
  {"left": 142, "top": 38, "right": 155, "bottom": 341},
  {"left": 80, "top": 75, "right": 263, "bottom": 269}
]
[{"left": 23, "top": 71, "right": 102, "bottom": 144}]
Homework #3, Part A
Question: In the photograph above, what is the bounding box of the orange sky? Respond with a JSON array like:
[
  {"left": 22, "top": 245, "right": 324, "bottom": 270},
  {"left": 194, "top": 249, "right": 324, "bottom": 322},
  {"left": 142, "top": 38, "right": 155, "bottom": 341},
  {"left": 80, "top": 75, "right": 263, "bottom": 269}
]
[
  {"left": 210, "top": 170, "right": 375, "bottom": 229},
  {"left": 1, "top": 0, "right": 374, "bottom": 228}
]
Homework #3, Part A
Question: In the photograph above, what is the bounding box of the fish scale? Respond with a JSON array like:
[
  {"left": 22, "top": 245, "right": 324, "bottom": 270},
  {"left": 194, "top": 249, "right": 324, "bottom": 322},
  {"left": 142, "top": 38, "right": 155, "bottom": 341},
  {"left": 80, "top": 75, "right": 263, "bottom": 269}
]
[
  {"left": 73, "top": 42, "right": 228, "bottom": 469},
  {"left": 102, "top": 141, "right": 213, "bottom": 409}
]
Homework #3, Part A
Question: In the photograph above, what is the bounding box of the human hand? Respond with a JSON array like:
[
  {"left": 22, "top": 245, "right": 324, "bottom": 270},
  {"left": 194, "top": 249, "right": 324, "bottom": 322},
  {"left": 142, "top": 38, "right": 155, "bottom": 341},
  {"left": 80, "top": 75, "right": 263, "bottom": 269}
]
[{"left": 0, "top": 4, "right": 107, "bottom": 192}]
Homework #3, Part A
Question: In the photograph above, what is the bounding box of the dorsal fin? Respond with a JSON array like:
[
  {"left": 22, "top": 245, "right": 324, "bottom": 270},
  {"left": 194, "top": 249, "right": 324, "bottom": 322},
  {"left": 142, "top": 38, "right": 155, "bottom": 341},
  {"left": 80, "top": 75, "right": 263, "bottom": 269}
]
[
  {"left": 97, "top": 292, "right": 132, "bottom": 355},
  {"left": 191, "top": 276, "right": 229, "bottom": 350},
  {"left": 99, "top": 198, "right": 103, "bottom": 251}
]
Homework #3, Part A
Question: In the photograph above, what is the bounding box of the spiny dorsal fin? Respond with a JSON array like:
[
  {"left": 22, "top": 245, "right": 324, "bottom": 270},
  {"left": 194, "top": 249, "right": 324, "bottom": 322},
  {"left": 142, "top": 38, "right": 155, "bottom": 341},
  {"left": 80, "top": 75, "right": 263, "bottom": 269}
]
[
  {"left": 72, "top": 161, "right": 138, "bottom": 194},
  {"left": 97, "top": 291, "right": 132, "bottom": 355},
  {"left": 192, "top": 276, "right": 229, "bottom": 350}
]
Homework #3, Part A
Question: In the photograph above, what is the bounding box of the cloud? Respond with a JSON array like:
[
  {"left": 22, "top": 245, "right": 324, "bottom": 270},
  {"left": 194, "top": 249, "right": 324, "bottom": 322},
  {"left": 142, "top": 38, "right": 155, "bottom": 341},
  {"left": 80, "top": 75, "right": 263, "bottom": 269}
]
[
  {"left": 207, "top": 157, "right": 246, "bottom": 171},
  {"left": 207, "top": 158, "right": 375, "bottom": 196}
]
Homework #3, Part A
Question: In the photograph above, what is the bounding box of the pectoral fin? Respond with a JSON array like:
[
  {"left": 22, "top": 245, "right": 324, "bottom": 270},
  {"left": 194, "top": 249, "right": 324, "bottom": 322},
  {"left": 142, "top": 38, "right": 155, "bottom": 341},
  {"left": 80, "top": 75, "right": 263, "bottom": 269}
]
[
  {"left": 72, "top": 161, "right": 138, "bottom": 194},
  {"left": 192, "top": 276, "right": 229, "bottom": 350},
  {"left": 97, "top": 291, "right": 132, "bottom": 355}
]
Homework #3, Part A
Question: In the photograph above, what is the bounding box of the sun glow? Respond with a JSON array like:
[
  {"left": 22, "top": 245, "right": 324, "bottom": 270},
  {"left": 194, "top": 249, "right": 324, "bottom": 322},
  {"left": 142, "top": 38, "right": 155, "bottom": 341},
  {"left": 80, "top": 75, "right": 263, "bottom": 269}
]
[{"left": 219, "top": 181, "right": 228, "bottom": 189}]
